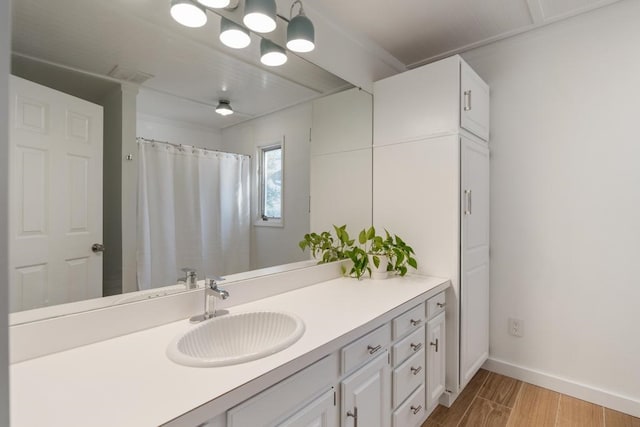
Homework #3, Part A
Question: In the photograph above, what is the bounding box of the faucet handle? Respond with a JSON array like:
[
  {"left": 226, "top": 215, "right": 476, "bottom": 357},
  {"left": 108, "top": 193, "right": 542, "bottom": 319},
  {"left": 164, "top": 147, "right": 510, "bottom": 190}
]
[
  {"left": 181, "top": 267, "right": 197, "bottom": 276},
  {"left": 206, "top": 276, "right": 225, "bottom": 287}
]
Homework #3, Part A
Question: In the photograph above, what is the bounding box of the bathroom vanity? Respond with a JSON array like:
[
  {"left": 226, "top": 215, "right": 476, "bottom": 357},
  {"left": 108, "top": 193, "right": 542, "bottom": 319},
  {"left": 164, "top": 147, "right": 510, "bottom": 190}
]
[{"left": 10, "top": 274, "right": 449, "bottom": 427}]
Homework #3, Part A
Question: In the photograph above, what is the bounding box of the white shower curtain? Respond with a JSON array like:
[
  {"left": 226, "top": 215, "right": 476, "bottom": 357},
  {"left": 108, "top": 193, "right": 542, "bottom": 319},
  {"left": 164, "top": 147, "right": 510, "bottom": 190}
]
[{"left": 137, "top": 141, "right": 251, "bottom": 290}]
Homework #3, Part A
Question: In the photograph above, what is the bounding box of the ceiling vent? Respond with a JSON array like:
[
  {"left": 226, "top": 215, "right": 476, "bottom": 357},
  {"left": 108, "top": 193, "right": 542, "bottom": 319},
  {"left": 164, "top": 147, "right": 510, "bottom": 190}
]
[{"left": 107, "top": 65, "right": 154, "bottom": 85}]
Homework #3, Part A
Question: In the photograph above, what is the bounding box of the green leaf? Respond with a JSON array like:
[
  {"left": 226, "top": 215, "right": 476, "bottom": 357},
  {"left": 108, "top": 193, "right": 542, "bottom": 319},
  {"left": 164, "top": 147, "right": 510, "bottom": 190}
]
[
  {"left": 407, "top": 257, "right": 418, "bottom": 269},
  {"left": 372, "top": 255, "right": 380, "bottom": 268},
  {"left": 358, "top": 229, "right": 367, "bottom": 245},
  {"left": 367, "top": 226, "right": 375, "bottom": 240}
]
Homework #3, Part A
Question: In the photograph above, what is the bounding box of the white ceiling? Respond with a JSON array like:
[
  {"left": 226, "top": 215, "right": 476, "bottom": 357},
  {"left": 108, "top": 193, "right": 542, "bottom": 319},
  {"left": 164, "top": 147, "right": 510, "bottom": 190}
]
[
  {"left": 11, "top": 0, "right": 350, "bottom": 129},
  {"left": 314, "top": 0, "right": 624, "bottom": 67}
]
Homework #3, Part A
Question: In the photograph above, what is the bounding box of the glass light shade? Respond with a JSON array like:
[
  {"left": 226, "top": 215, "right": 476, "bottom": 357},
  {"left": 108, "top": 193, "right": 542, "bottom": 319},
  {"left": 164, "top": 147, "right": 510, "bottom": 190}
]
[
  {"left": 260, "top": 39, "right": 287, "bottom": 66},
  {"left": 197, "top": 0, "right": 230, "bottom": 7},
  {"left": 215, "top": 100, "right": 234, "bottom": 116},
  {"left": 286, "top": 14, "right": 315, "bottom": 52},
  {"left": 219, "top": 17, "right": 251, "bottom": 49},
  {"left": 243, "top": 0, "right": 277, "bottom": 33},
  {"left": 170, "top": 0, "right": 208, "bottom": 28}
]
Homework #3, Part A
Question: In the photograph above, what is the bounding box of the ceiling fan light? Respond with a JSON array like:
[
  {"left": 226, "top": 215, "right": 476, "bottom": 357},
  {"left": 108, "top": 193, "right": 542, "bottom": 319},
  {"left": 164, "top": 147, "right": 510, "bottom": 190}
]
[
  {"left": 170, "top": 0, "right": 208, "bottom": 28},
  {"left": 219, "top": 17, "right": 251, "bottom": 49},
  {"left": 215, "top": 100, "right": 234, "bottom": 116},
  {"left": 243, "top": 0, "right": 277, "bottom": 33},
  {"left": 260, "top": 39, "right": 287, "bottom": 66},
  {"left": 286, "top": 13, "right": 314, "bottom": 52},
  {"left": 197, "top": 0, "right": 231, "bottom": 8}
]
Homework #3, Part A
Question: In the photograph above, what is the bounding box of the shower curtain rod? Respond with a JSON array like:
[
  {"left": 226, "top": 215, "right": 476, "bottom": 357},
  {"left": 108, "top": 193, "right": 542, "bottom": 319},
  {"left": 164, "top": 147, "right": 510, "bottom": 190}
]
[{"left": 136, "top": 137, "right": 251, "bottom": 158}]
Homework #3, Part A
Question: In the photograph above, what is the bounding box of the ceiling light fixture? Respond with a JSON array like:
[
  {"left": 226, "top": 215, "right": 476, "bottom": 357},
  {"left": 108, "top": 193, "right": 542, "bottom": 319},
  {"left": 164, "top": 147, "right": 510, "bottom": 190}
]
[
  {"left": 215, "top": 100, "right": 234, "bottom": 116},
  {"left": 197, "top": 0, "right": 231, "bottom": 8},
  {"left": 243, "top": 0, "right": 277, "bottom": 33},
  {"left": 170, "top": 0, "right": 208, "bottom": 28},
  {"left": 219, "top": 17, "right": 251, "bottom": 49},
  {"left": 260, "top": 39, "right": 287, "bottom": 66},
  {"left": 286, "top": 0, "right": 314, "bottom": 53}
]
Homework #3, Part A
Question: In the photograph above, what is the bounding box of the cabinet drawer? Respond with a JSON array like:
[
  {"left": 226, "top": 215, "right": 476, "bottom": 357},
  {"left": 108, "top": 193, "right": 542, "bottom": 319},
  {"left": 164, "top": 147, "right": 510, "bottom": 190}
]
[
  {"left": 393, "top": 384, "right": 426, "bottom": 427},
  {"left": 341, "top": 323, "right": 391, "bottom": 374},
  {"left": 426, "top": 292, "right": 446, "bottom": 320},
  {"left": 392, "top": 348, "right": 425, "bottom": 408},
  {"left": 392, "top": 304, "right": 425, "bottom": 339},
  {"left": 392, "top": 325, "right": 425, "bottom": 367}
]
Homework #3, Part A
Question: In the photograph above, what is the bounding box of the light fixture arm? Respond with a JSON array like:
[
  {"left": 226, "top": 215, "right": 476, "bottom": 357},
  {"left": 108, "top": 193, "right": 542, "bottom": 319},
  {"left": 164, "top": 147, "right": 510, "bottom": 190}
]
[{"left": 289, "top": 0, "right": 305, "bottom": 18}]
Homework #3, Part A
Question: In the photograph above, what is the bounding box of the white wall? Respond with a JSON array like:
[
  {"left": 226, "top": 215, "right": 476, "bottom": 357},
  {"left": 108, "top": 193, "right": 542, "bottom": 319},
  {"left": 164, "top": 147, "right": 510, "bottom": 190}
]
[
  {"left": 0, "top": 0, "right": 10, "bottom": 423},
  {"left": 462, "top": 0, "right": 640, "bottom": 411},
  {"left": 137, "top": 114, "right": 223, "bottom": 150},
  {"left": 222, "top": 104, "right": 311, "bottom": 270}
]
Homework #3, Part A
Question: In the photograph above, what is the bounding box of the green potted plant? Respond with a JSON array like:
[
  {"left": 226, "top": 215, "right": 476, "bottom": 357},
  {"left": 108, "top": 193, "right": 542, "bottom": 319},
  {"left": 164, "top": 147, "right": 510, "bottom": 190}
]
[
  {"left": 299, "top": 225, "right": 418, "bottom": 280},
  {"left": 360, "top": 227, "right": 418, "bottom": 279}
]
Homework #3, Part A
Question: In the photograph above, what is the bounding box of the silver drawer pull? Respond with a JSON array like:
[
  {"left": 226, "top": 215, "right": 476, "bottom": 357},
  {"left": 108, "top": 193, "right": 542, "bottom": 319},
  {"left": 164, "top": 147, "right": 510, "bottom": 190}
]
[
  {"left": 430, "top": 338, "right": 439, "bottom": 353},
  {"left": 410, "top": 318, "right": 422, "bottom": 326},
  {"left": 464, "top": 90, "right": 472, "bottom": 111},
  {"left": 347, "top": 407, "right": 358, "bottom": 427},
  {"left": 410, "top": 405, "right": 422, "bottom": 415},
  {"left": 410, "top": 366, "right": 422, "bottom": 375},
  {"left": 367, "top": 344, "right": 382, "bottom": 355},
  {"left": 437, "top": 302, "right": 446, "bottom": 308},
  {"left": 410, "top": 342, "right": 422, "bottom": 352}
]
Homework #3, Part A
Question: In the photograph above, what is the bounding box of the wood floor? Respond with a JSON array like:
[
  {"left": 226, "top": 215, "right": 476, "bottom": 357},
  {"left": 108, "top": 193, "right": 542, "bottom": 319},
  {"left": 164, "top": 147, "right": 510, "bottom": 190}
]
[{"left": 422, "top": 369, "right": 640, "bottom": 427}]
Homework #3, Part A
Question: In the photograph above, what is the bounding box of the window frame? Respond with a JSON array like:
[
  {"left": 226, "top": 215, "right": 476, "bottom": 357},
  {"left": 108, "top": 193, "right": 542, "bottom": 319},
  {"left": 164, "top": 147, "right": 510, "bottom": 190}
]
[{"left": 255, "top": 141, "right": 284, "bottom": 227}]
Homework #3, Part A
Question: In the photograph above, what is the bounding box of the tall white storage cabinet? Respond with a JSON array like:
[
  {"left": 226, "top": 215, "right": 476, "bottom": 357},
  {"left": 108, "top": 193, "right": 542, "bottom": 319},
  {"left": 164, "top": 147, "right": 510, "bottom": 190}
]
[{"left": 373, "top": 55, "right": 490, "bottom": 402}]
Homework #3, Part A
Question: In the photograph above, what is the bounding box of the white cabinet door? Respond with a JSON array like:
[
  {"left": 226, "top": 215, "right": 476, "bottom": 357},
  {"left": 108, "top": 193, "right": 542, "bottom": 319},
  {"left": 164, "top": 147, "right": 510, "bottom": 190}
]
[
  {"left": 460, "top": 61, "right": 490, "bottom": 141},
  {"left": 426, "top": 311, "right": 446, "bottom": 409},
  {"left": 460, "top": 136, "right": 490, "bottom": 387},
  {"left": 9, "top": 75, "right": 104, "bottom": 311},
  {"left": 278, "top": 389, "right": 338, "bottom": 427},
  {"left": 341, "top": 351, "right": 390, "bottom": 427}
]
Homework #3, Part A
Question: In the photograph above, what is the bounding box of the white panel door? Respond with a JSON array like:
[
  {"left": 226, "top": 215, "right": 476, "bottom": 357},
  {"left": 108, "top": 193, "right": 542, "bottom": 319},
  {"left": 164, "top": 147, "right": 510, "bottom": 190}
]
[
  {"left": 460, "top": 61, "right": 490, "bottom": 141},
  {"left": 341, "top": 351, "right": 390, "bottom": 427},
  {"left": 460, "top": 136, "right": 490, "bottom": 387},
  {"left": 9, "top": 75, "right": 103, "bottom": 311},
  {"left": 426, "top": 312, "right": 446, "bottom": 409}
]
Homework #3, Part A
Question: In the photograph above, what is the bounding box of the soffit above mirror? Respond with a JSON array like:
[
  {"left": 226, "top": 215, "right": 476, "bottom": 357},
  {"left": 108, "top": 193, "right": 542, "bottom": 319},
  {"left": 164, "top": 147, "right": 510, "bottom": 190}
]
[{"left": 12, "top": 0, "right": 351, "bottom": 129}]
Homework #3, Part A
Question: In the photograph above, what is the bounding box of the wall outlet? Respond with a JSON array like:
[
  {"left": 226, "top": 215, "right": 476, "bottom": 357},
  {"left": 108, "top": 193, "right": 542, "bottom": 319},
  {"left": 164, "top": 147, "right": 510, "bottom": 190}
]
[{"left": 508, "top": 318, "right": 524, "bottom": 337}]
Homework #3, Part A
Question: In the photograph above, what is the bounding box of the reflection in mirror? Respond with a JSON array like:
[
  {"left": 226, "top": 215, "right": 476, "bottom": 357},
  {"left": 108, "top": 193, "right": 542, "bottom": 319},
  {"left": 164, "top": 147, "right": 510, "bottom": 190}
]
[{"left": 8, "top": 0, "right": 373, "bottom": 324}]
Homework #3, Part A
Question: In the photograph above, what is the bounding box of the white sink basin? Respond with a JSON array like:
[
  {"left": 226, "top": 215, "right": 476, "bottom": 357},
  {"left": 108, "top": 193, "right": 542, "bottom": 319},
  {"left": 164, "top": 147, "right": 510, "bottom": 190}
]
[{"left": 167, "top": 311, "right": 305, "bottom": 367}]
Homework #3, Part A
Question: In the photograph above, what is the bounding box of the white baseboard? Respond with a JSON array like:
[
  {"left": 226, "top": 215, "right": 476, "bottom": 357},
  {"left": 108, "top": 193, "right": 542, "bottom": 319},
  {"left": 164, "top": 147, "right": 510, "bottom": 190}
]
[{"left": 483, "top": 357, "right": 640, "bottom": 418}]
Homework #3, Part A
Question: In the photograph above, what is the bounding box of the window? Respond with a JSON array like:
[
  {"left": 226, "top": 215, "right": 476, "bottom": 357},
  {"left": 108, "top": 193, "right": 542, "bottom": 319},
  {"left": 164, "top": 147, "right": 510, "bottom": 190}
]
[{"left": 258, "top": 143, "right": 283, "bottom": 224}]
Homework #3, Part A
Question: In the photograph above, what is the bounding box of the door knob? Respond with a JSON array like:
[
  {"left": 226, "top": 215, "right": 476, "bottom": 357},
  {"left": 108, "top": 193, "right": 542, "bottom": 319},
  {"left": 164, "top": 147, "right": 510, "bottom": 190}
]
[{"left": 92, "top": 243, "right": 105, "bottom": 253}]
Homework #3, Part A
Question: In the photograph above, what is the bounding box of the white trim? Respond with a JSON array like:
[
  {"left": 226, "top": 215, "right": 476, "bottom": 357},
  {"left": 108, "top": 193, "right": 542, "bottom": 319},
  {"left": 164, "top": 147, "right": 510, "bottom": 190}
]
[{"left": 483, "top": 357, "right": 640, "bottom": 418}]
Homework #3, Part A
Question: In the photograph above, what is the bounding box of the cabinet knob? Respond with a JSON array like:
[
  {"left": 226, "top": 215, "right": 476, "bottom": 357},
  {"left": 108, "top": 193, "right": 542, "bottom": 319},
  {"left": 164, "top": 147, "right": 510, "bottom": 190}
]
[
  {"left": 430, "top": 338, "right": 439, "bottom": 353},
  {"left": 347, "top": 407, "right": 358, "bottom": 426},
  {"left": 410, "top": 405, "right": 423, "bottom": 415},
  {"left": 367, "top": 344, "right": 382, "bottom": 355},
  {"left": 437, "top": 302, "right": 446, "bottom": 308},
  {"left": 410, "top": 318, "right": 422, "bottom": 326},
  {"left": 410, "top": 342, "right": 422, "bottom": 352},
  {"left": 410, "top": 366, "right": 423, "bottom": 376}
]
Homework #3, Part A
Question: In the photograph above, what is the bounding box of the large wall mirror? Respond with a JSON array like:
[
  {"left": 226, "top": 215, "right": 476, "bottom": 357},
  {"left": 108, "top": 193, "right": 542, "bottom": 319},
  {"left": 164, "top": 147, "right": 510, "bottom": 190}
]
[{"left": 9, "top": 0, "right": 373, "bottom": 324}]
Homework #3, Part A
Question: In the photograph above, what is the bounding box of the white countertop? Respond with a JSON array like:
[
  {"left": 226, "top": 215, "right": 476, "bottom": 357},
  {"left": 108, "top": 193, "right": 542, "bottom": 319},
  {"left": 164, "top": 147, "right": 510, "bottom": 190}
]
[{"left": 10, "top": 274, "right": 449, "bottom": 427}]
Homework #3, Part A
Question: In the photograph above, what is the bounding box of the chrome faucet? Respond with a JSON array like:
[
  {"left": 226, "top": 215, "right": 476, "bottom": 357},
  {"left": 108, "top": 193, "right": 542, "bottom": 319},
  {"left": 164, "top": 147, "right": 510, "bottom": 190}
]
[
  {"left": 179, "top": 268, "right": 198, "bottom": 290},
  {"left": 190, "top": 276, "right": 228, "bottom": 323}
]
